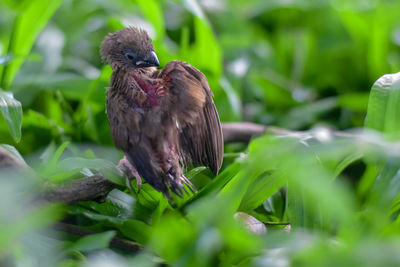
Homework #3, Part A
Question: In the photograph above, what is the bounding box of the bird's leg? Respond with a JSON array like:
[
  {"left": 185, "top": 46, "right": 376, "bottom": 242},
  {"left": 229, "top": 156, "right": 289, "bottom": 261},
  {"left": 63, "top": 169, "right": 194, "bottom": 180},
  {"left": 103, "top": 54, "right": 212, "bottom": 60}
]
[{"left": 118, "top": 156, "right": 142, "bottom": 192}]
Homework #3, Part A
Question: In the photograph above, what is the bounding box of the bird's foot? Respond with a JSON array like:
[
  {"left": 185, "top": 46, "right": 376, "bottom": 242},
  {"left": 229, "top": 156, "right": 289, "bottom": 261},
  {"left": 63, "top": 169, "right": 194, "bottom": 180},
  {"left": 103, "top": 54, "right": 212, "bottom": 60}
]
[
  {"left": 167, "top": 173, "right": 196, "bottom": 198},
  {"left": 118, "top": 156, "right": 142, "bottom": 192}
]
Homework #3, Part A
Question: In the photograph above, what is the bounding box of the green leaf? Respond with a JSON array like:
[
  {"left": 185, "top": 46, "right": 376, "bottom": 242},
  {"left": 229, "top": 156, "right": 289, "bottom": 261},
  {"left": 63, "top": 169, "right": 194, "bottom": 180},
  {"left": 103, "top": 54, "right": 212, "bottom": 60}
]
[
  {"left": 383, "top": 74, "right": 400, "bottom": 138},
  {"left": 191, "top": 16, "right": 221, "bottom": 75},
  {"left": 332, "top": 152, "right": 364, "bottom": 179},
  {"left": 365, "top": 75, "right": 390, "bottom": 131},
  {"left": 185, "top": 166, "right": 207, "bottom": 179},
  {"left": 43, "top": 141, "right": 70, "bottom": 176},
  {"left": 81, "top": 211, "right": 125, "bottom": 225},
  {"left": 149, "top": 213, "right": 195, "bottom": 262},
  {"left": 54, "top": 157, "right": 125, "bottom": 185},
  {"left": 365, "top": 72, "right": 400, "bottom": 139},
  {"left": 338, "top": 93, "right": 370, "bottom": 112},
  {"left": 0, "top": 144, "right": 25, "bottom": 164},
  {"left": 239, "top": 171, "right": 286, "bottom": 211},
  {"left": 135, "top": 0, "right": 165, "bottom": 40},
  {"left": 68, "top": 231, "right": 116, "bottom": 252},
  {"left": 1, "top": 0, "right": 64, "bottom": 88},
  {"left": 0, "top": 54, "right": 12, "bottom": 66},
  {"left": 81, "top": 189, "right": 154, "bottom": 223},
  {"left": 182, "top": 161, "right": 243, "bottom": 208},
  {"left": 23, "top": 110, "right": 64, "bottom": 130},
  {"left": 117, "top": 219, "right": 151, "bottom": 244},
  {"left": 0, "top": 89, "right": 22, "bottom": 142},
  {"left": 178, "top": 0, "right": 205, "bottom": 19},
  {"left": 0, "top": 203, "right": 64, "bottom": 251}
]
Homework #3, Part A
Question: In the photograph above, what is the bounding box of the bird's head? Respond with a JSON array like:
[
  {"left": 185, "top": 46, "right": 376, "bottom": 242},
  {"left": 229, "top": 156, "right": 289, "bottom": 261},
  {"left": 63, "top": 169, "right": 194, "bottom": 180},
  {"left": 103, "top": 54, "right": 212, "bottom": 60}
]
[{"left": 100, "top": 27, "right": 160, "bottom": 71}]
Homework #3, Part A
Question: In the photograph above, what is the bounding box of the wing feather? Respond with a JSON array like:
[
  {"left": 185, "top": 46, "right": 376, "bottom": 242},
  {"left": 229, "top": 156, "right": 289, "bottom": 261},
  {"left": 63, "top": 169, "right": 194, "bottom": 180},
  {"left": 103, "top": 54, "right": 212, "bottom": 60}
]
[{"left": 160, "top": 61, "right": 223, "bottom": 174}]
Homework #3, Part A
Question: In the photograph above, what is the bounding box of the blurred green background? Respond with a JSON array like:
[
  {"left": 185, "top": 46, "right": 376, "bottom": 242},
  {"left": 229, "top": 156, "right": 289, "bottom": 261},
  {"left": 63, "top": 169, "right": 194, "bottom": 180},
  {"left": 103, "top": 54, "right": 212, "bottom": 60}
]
[{"left": 1, "top": 0, "right": 400, "bottom": 266}]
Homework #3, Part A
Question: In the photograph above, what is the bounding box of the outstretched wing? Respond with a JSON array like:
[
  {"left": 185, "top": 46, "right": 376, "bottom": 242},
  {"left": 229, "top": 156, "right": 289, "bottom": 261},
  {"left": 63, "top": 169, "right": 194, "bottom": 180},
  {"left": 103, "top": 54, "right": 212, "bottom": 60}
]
[{"left": 159, "top": 61, "right": 224, "bottom": 174}]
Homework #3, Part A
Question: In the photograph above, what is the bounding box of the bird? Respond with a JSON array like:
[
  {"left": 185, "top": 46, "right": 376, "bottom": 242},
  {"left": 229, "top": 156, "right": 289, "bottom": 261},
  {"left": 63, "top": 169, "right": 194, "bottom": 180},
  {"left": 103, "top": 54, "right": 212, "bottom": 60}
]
[{"left": 100, "top": 27, "right": 223, "bottom": 199}]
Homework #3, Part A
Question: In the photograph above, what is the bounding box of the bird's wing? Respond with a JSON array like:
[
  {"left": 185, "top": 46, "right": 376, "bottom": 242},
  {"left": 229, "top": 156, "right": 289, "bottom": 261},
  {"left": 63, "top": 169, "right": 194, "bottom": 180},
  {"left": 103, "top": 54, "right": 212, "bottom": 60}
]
[{"left": 159, "top": 60, "right": 224, "bottom": 174}]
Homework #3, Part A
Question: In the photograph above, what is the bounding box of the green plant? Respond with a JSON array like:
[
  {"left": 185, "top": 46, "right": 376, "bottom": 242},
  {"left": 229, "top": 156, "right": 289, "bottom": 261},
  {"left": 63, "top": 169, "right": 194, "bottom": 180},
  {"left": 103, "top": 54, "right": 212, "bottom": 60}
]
[{"left": 1, "top": 0, "right": 400, "bottom": 266}]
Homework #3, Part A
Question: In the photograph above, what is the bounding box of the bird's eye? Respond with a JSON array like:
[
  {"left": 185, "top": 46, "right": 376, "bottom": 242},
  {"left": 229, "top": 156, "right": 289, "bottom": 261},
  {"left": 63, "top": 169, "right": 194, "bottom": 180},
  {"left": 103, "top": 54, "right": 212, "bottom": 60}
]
[{"left": 124, "top": 50, "right": 137, "bottom": 61}]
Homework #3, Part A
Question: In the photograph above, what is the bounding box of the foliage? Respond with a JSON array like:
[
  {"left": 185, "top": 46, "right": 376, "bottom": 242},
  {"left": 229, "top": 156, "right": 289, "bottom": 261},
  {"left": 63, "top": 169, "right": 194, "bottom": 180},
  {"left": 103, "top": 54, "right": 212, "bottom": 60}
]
[{"left": 1, "top": 0, "right": 400, "bottom": 266}]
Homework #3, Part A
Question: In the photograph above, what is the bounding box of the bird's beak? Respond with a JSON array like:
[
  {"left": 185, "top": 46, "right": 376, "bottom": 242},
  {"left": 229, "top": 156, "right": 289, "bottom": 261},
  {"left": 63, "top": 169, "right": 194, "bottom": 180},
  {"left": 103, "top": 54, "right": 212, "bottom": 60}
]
[{"left": 135, "top": 51, "right": 160, "bottom": 68}]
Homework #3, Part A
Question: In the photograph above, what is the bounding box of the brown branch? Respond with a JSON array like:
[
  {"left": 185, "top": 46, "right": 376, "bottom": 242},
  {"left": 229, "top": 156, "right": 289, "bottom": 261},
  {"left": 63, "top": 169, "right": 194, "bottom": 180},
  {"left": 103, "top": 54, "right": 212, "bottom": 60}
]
[
  {"left": 38, "top": 174, "right": 117, "bottom": 204},
  {"left": 222, "top": 122, "right": 267, "bottom": 143},
  {"left": 221, "top": 122, "right": 303, "bottom": 143}
]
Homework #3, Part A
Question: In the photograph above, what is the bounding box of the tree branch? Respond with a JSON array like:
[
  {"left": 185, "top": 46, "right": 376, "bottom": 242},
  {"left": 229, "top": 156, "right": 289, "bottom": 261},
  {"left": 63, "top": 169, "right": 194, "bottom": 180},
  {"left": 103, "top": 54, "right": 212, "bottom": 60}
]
[
  {"left": 1, "top": 122, "right": 352, "bottom": 205},
  {"left": 38, "top": 174, "right": 117, "bottom": 204},
  {"left": 222, "top": 122, "right": 267, "bottom": 143}
]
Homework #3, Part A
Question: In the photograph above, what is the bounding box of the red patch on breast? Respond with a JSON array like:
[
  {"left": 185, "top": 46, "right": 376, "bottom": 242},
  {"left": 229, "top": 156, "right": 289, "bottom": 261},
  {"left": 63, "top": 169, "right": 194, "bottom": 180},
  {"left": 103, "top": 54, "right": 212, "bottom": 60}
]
[{"left": 131, "top": 73, "right": 160, "bottom": 107}]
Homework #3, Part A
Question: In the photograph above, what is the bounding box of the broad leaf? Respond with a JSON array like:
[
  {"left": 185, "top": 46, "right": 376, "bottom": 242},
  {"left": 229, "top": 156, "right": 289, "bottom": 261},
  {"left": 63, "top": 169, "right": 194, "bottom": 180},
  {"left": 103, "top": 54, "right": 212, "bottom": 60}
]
[
  {"left": 68, "top": 231, "right": 116, "bottom": 252},
  {"left": 0, "top": 89, "right": 22, "bottom": 142}
]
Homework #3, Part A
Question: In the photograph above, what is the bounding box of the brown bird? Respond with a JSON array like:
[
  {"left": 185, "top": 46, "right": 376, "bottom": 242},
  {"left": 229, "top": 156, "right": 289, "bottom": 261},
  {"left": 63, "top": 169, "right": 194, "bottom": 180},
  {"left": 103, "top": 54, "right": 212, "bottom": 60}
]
[{"left": 100, "top": 27, "right": 223, "bottom": 198}]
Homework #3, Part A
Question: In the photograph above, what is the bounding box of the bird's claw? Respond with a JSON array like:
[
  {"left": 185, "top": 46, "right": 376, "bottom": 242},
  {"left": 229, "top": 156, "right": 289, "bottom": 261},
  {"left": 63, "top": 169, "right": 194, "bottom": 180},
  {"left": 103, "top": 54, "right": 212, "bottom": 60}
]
[{"left": 118, "top": 156, "right": 142, "bottom": 193}]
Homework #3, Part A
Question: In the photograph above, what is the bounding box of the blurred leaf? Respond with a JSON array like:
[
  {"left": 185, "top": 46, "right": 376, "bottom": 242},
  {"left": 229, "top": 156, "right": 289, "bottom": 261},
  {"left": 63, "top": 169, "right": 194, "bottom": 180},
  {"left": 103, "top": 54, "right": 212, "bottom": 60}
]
[
  {"left": 279, "top": 98, "right": 337, "bottom": 129},
  {"left": 338, "top": 93, "right": 370, "bottom": 112},
  {"left": 182, "top": 161, "right": 243, "bottom": 208},
  {"left": 185, "top": 166, "right": 207, "bottom": 179},
  {"left": 239, "top": 171, "right": 286, "bottom": 211},
  {"left": 177, "top": 0, "right": 205, "bottom": 19},
  {"left": 365, "top": 72, "right": 400, "bottom": 137},
  {"left": 357, "top": 163, "right": 378, "bottom": 198},
  {"left": 135, "top": 0, "right": 165, "bottom": 40},
  {"left": 84, "top": 214, "right": 124, "bottom": 226},
  {"left": 191, "top": 16, "right": 222, "bottom": 75},
  {"left": 0, "top": 144, "right": 25, "bottom": 164},
  {"left": 382, "top": 74, "right": 400, "bottom": 138},
  {"left": 332, "top": 152, "right": 363, "bottom": 179},
  {"left": 246, "top": 134, "right": 355, "bottom": 229},
  {"left": 234, "top": 212, "right": 267, "bottom": 234},
  {"left": 40, "top": 141, "right": 57, "bottom": 166},
  {"left": 68, "top": 231, "right": 116, "bottom": 252},
  {"left": 0, "top": 89, "right": 22, "bottom": 142},
  {"left": 1, "top": 0, "right": 63, "bottom": 88},
  {"left": 149, "top": 214, "right": 195, "bottom": 262},
  {"left": 0, "top": 54, "right": 12, "bottom": 65},
  {"left": 219, "top": 77, "right": 242, "bottom": 121},
  {"left": 81, "top": 189, "right": 154, "bottom": 223},
  {"left": 43, "top": 141, "right": 69, "bottom": 176},
  {"left": 117, "top": 219, "right": 151, "bottom": 244},
  {"left": 13, "top": 73, "right": 93, "bottom": 100},
  {"left": 54, "top": 157, "right": 125, "bottom": 185},
  {"left": 23, "top": 109, "right": 66, "bottom": 135},
  {"left": 0, "top": 203, "right": 64, "bottom": 251}
]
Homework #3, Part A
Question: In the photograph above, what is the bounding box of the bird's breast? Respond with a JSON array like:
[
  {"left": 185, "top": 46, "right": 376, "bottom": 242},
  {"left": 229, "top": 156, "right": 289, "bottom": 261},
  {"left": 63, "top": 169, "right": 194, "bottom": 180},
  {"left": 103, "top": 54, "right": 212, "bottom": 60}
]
[{"left": 131, "top": 72, "right": 163, "bottom": 107}]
